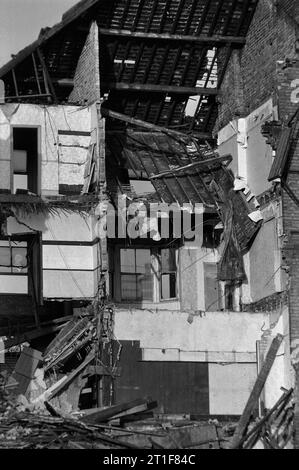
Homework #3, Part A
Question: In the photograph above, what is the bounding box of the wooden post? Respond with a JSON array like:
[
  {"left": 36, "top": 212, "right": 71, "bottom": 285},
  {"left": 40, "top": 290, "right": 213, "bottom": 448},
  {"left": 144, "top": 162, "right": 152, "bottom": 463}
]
[
  {"left": 36, "top": 48, "right": 57, "bottom": 102},
  {"left": 229, "top": 334, "right": 284, "bottom": 449}
]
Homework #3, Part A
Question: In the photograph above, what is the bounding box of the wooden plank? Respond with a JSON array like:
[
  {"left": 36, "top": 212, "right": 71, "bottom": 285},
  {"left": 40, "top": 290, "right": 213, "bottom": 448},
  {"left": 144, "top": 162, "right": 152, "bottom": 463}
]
[
  {"left": 31, "top": 52, "right": 42, "bottom": 94},
  {"left": 239, "top": 388, "right": 293, "bottom": 448},
  {"left": 3, "top": 318, "right": 72, "bottom": 350},
  {"left": 81, "top": 397, "right": 153, "bottom": 424},
  {"left": 149, "top": 154, "right": 232, "bottom": 179},
  {"left": 5, "top": 93, "right": 52, "bottom": 99},
  {"left": 49, "top": 352, "right": 95, "bottom": 399},
  {"left": 101, "top": 108, "right": 212, "bottom": 140},
  {"left": 11, "top": 69, "right": 19, "bottom": 96},
  {"left": 11, "top": 347, "right": 42, "bottom": 395},
  {"left": 99, "top": 28, "right": 246, "bottom": 46},
  {"left": 109, "top": 401, "right": 157, "bottom": 419},
  {"left": 36, "top": 48, "right": 57, "bottom": 102},
  {"left": 229, "top": 334, "right": 284, "bottom": 449},
  {"left": 104, "top": 82, "right": 218, "bottom": 95}
]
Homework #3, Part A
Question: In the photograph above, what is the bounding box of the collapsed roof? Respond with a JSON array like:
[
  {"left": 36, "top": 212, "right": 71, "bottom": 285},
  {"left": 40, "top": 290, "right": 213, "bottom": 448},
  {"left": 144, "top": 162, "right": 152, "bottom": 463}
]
[
  {"left": 0, "top": 0, "right": 258, "bottom": 136},
  {"left": 0, "top": 0, "right": 262, "bottom": 282}
]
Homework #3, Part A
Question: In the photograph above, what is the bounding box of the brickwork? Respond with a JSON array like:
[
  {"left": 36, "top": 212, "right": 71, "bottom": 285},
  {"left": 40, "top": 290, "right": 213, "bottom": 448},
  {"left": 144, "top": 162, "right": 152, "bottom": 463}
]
[
  {"left": 275, "top": 60, "right": 299, "bottom": 447},
  {"left": 215, "top": 0, "right": 298, "bottom": 132},
  {"left": 68, "top": 21, "right": 100, "bottom": 105}
]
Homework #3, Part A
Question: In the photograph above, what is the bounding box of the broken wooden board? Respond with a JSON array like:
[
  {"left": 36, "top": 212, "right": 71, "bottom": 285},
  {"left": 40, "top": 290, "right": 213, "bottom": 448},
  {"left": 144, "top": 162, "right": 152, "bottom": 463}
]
[
  {"left": 118, "top": 423, "right": 219, "bottom": 449},
  {"left": 108, "top": 401, "right": 157, "bottom": 420},
  {"left": 229, "top": 334, "right": 284, "bottom": 449},
  {"left": 10, "top": 347, "right": 42, "bottom": 396},
  {"left": 81, "top": 397, "right": 155, "bottom": 424}
]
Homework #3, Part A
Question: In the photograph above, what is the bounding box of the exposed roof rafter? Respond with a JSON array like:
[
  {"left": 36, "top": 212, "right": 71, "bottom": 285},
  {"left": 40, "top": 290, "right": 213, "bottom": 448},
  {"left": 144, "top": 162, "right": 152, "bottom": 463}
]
[{"left": 98, "top": 29, "right": 245, "bottom": 46}]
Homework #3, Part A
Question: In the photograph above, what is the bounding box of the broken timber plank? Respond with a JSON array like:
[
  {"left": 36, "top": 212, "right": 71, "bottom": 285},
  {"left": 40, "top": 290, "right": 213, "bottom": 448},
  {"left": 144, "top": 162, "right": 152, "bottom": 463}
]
[
  {"left": 104, "top": 82, "right": 218, "bottom": 96},
  {"left": 99, "top": 29, "right": 246, "bottom": 46},
  {"left": 3, "top": 316, "right": 73, "bottom": 350},
  {"left": 100, "top": 108, "right": 212, "bottom": 140},
  {"left": 229, "top": 334, "right": 283, "bottom": 449},
  {"left": 238, "top": 388, "right": 293, "bottom": 448},
  {"left": 49, "top": 352, "right": 95, "bottom": 400},
  {"left": 149, "top": 154, "right": 232, "bottom": 179},
  {"left": 81, "top": 397, "right": 155, "bottom": 424},
  {"left": 109, "top": 401, "right": 158, "bottom": 420}
]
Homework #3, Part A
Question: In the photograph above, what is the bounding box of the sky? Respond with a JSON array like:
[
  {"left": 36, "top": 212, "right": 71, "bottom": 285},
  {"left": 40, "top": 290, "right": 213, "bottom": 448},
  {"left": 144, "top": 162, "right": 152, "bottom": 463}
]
[{"left": 0, "top": 0, "right": 79, "bottom": 67}]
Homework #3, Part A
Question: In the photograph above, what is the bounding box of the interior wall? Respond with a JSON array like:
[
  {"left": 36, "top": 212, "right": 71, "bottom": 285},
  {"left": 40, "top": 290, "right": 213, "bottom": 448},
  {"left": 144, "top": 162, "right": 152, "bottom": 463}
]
[
  {"left": 114, "top": 308, "right": 268, "bottom": 363},
  {"left": 0, "top": 104, "right": 91, "bottom": 196},
  {"left": 6, "top": 210, "right": 99, "bottom": 299},
  {"left": 209, "top": 363, "right": 257, "bottom": 415}
]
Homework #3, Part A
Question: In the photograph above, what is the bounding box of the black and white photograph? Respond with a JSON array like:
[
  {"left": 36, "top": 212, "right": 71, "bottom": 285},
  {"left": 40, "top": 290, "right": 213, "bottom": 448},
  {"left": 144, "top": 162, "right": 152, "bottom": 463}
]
[{"left": 0, "top": 0, "right": 298, "bottom": 455}]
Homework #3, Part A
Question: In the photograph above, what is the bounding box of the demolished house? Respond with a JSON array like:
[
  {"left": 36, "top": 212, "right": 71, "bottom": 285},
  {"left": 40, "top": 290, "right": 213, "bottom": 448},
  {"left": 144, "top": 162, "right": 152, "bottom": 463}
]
[{"left": 0, "top": 0, "right": 297, "bottom": 450}]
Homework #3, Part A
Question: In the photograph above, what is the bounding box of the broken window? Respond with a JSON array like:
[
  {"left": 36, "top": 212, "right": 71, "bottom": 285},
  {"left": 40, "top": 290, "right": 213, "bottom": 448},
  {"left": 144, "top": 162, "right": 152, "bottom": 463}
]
[
  {"left": 120, "top": 248, "right": 153, "bottom": 301},
  {"left": 0, "top": 240, "right": 28, "bottom": 273},
  {"left": 12, "top": 127, "right": 39, "bottom": 194},
  {"left": 160, "top": 248, "right": 177, "bottom": 300}
]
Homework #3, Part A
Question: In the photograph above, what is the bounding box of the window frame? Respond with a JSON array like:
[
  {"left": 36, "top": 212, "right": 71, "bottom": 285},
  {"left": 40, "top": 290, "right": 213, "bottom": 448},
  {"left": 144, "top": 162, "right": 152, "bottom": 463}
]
[
  {"left": 112, "top": 245, "right": 179, "bottom": 303},
  {"left": 159, "top": 247, "right": 178, "bottom": 301},
  {"left": 0, "top": 240, "right": 28, "bottom": 275},
  {"left": 120, "top": 248, "right": 154, "bottom": 302}
]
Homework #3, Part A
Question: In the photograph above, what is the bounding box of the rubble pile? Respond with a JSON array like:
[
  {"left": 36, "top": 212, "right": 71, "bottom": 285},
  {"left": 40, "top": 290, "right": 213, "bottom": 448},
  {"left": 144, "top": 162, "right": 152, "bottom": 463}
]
[
  {"left": 0, "top": 310, "right": 235, "bottom": 450},
  {"left": 0, "top": 377, "right": 234, "bottom": 449},
  {"left": 240, "top": 389, "right": 294, "bottom": 449}
]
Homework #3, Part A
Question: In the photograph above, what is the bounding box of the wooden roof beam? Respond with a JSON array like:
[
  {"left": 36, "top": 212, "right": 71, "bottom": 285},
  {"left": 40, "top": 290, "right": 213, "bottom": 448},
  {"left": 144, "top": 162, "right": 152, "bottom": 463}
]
[
  {"left": 104, "top": 82, "right": 219, "bottom": 95},
  {"left": 101, "top": 108, "right": 213, "bottom": 141},
  {"left": 99, "top": 29, "right": 246, "bottom": 46}
]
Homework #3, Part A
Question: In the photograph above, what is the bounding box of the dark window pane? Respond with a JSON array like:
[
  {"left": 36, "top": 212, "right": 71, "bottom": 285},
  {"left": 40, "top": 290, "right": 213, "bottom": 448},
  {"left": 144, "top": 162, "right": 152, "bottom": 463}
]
[{"left": 161, "top": 273, "right": 177, "bottom": 299}]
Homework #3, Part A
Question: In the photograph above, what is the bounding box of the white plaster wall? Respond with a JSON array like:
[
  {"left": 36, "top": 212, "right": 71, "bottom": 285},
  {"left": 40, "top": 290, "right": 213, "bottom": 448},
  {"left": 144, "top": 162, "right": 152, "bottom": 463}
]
[
  {"left": 0, "top": 275, "right": 28, "bottom": 294},
  {"left": 263, "top": 307, "right": 295, "bottom": 408},
  {"left": 43, "top": 245, "right": 98, "bottom": 270},
  {"left": 179, "top": 246, "right": 219, "bottom": 311},
  {"left": 0, "top": 103, "right": 91, "bottom": 194},
  {"left": 6, "top": 210, "right": 99, "bottom": 299},
  {"left": 245, "top": 100, "right": 276, "bottom": 196},
  {"left": 43, "top": 270, "right": 97, "bottom": 299},
  {"left": 217, "top": 98, "right": 276, "bottom": 195},
  {"left": 209, "top": 363, "right": 257, "bottom": 414},
  {"left": 114, "top": 309, "right": 269, "bottom": 362}
]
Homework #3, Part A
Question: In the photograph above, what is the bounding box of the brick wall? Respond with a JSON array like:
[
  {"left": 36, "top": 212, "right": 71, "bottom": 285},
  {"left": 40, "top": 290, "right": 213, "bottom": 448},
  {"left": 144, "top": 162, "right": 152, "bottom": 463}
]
[
  {"left": 68, "top": 21, "right": 100, "bottom": 105},
  {"left": 276, "top": 60, "right": 299, "bottom": 447},
  {"left": 215, "top": 0, "right": 297, "bottom": 132}
]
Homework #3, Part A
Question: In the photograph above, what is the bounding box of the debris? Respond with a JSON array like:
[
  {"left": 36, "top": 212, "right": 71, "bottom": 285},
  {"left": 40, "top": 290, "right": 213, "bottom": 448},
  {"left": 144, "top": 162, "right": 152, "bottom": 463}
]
[
  {"left": 248, "top": 210, "right": 263, "bottom": 223},
  {"left": 81, "top": 398, "right": 156, "bottom": 424},
  {"left": 229, "top": 334, "right": 284, "bottom": 448}
]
